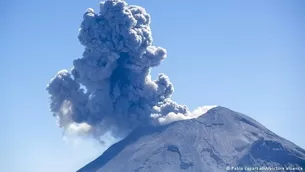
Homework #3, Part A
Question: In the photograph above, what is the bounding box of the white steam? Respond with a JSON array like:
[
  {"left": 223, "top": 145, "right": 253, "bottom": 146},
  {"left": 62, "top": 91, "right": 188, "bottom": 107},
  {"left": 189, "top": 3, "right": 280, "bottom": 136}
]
[{"left": 154, "top": 105, "right": 218, "bottom": 125}]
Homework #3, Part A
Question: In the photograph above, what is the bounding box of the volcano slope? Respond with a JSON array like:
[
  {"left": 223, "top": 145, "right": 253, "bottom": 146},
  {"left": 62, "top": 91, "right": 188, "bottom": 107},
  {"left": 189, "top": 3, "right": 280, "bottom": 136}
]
[{"left": 78, "top": 106, "right": 305, "bottom": 172}]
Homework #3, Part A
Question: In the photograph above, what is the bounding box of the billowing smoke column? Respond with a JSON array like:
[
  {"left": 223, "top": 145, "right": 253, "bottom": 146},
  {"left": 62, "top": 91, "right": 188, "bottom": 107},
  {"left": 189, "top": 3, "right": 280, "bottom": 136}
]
[{"left": 47, "top": 0, "right": 214, "bottom": 140}]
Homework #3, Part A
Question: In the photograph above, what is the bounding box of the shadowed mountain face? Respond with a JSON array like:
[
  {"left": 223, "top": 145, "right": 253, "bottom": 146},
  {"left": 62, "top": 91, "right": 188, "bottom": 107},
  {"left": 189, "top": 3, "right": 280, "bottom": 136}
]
[{"left": 78, "top": 107, "right": 305, "bottom": 172}]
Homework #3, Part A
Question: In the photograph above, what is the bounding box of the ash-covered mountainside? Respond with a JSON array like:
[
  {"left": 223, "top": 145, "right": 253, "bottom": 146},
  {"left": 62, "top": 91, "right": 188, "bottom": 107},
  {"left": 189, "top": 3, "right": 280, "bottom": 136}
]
[{"left": 78, "top": 107, "right": 305, "bottom": 172}]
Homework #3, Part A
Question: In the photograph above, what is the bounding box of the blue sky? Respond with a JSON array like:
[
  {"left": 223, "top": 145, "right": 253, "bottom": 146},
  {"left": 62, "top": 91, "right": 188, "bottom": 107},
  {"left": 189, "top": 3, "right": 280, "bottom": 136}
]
[{"left": 2, "top": 0, "right": 305, "bottom": 172}]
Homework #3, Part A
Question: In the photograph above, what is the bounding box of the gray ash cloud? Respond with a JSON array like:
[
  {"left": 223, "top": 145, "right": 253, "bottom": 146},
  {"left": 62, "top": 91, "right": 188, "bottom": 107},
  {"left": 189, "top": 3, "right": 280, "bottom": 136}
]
[{"left": 46, "top": 0, "right": 214, "bottom": 141}]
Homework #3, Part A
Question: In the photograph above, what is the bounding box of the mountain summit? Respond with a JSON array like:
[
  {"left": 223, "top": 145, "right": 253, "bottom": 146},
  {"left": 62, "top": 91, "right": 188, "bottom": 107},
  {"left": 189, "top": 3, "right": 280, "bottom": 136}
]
[{"left": 78, "top": 107, "right": 305, "bottom": 172}]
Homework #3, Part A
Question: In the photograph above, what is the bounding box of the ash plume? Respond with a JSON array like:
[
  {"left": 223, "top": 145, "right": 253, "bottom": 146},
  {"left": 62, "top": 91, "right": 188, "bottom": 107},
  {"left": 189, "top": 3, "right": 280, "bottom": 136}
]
[{"left": 46, "top": 0, "right": 216, "bottom": 140}]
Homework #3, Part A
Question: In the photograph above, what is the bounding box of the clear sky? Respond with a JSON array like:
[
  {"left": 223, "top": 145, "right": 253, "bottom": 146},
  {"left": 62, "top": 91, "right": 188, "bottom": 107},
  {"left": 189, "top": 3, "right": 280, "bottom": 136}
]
[{"left": 2, "top": 0, "right": 305, "bottom": 172}]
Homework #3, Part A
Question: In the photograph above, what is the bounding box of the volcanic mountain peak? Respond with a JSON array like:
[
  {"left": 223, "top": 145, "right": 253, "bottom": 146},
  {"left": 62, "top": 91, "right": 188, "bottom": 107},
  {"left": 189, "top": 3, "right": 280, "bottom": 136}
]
[{"left": 78, "top": 106, "right": 305, "bottom": 172}]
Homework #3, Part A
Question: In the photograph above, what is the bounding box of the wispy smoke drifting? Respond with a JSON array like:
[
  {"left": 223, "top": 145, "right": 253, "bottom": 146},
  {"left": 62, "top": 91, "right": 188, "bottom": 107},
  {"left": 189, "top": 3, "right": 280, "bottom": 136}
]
[{"left": 46, "top": 0, "right": 216, "bottom": 140}]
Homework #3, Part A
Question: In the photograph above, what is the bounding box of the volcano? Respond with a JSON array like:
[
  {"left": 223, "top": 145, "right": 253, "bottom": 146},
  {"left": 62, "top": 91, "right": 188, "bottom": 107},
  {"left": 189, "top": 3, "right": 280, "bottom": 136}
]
[{"left": 78, "top": 106, "right": 305, "bottom": 172}]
